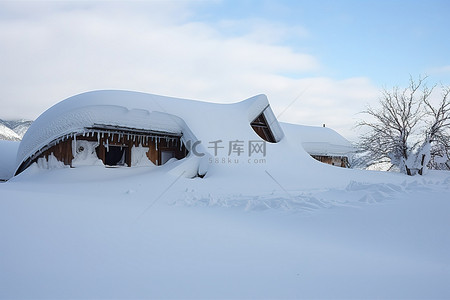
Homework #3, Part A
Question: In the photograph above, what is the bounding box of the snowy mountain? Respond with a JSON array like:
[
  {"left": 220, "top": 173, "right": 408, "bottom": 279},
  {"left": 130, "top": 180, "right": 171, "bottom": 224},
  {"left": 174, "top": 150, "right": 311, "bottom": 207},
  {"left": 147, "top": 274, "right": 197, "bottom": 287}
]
[
  {"left": 0, "top": 119, "right": 33, "bottom": 140},
  {"left": 0, "top": 122, "right": 20, "bottom": 141}
]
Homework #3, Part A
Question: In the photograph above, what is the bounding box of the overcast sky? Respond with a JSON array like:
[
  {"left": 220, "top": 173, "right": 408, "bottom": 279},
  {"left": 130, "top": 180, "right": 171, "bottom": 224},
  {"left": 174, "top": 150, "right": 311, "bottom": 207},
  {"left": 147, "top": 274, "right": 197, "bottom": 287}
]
[{"left": 1, "top": 0, "right": 449, "bottom": 140}]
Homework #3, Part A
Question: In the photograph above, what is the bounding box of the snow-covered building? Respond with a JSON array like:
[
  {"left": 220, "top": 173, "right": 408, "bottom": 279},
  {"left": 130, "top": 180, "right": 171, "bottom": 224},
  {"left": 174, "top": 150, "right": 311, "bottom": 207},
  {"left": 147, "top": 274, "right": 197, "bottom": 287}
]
[
  {"left": 14, "top": 91, "right": 284, "bottom": 176},
  {"left": 281, "top": 123, "right": 354, "bottom": 168},
  {"left": 12, "top": 90, "right": 354, "bottom": 178}
]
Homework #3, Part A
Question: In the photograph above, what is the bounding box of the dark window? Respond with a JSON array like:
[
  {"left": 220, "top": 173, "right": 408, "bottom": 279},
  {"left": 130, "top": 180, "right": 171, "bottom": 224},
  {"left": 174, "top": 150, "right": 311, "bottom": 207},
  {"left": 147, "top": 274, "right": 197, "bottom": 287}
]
[
  {"left": 105, "top": 146, "right": 128, "bottom": 166},
  {"left": 160, "top": 150, "right": 175, "bottom": 165},
  {"left": 250, "top": 113, "right": 276, "bottom": 143}
]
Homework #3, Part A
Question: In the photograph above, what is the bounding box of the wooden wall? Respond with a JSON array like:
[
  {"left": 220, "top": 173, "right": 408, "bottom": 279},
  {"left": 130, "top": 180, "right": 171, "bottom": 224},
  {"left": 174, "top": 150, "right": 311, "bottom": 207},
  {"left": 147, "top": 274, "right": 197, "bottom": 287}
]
[
  {"left": 311, "top": 155, "right": 349, "bottom": 168},
  {"left": 31, "top": 130, "right": 186, "bottom": 168},
  {"left": 250, "top": 113, "right": 276, "bottom": 143},
  {"left": 39, "top": 138, "right": 74, "bottom": 166}
]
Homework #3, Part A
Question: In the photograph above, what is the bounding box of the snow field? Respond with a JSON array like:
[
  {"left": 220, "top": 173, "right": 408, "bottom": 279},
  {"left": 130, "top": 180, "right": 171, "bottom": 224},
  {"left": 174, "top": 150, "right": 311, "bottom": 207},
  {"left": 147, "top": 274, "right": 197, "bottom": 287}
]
[
  {"left": 1, "top": 90, "right": 449, "bottom": 299},
  {"left": 1, "top": 166, "right": 449, "bottom": 299}
]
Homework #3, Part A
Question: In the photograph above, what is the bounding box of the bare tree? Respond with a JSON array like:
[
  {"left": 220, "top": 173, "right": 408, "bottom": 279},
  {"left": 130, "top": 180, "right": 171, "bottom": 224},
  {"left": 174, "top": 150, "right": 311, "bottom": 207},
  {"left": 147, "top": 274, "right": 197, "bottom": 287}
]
[
  {"left": 423, "top": 85, "right": 450, "bottom": 171},
  {"left": 357, "top": 76, "right": 450, "bottom": 175}
]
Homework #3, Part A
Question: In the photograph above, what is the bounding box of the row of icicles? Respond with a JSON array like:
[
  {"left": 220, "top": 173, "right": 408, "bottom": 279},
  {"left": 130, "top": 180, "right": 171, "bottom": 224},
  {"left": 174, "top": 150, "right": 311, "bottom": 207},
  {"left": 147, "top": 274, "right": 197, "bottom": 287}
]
[{"left": 59, "top": 129, "right": 184, "bottom": 151}]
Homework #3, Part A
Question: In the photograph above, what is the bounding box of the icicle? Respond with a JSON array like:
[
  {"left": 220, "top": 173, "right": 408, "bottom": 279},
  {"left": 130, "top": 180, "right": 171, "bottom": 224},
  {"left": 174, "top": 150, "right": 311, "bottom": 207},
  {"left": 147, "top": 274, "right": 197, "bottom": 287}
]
[{"left": 156, "top": 138, "right": 158, "bottom": 151}]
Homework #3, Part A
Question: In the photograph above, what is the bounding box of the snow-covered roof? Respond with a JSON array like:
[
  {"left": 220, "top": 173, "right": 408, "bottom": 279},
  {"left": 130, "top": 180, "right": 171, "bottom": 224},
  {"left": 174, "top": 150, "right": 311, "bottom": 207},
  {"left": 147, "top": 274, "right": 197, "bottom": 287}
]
[
  {"left": 16, "top": 90, "right": 284, "bottom": 172},
  {"left": 281, "top": 122, "right": 354, "bottom": 157}
]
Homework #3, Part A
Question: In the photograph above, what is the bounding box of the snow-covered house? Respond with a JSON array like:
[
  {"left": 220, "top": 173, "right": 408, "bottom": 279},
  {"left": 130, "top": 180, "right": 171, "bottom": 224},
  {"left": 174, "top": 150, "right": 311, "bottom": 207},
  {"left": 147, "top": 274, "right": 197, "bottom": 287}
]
[
  {"left": 13, "top": 90, "right": 355, "bottom": 178},
  {"left": 281, "top": 123, "right": 354, "bottom": 168},
  {"left": 14, "top": 91, "right": 284, "bottom": 176}
]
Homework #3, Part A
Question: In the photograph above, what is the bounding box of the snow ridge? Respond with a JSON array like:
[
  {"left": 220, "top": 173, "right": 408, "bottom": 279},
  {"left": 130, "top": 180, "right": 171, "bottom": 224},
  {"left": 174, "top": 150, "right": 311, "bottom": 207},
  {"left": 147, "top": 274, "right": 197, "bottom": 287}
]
[{"left": 168, "top": 177, "right": 449, "bottom": 213}]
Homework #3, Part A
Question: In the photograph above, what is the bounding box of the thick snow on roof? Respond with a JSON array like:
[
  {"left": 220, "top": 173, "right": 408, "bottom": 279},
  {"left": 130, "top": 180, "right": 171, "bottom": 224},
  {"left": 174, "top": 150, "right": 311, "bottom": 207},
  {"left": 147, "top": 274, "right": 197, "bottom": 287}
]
[
  {"left": 16, "top": 90, "right": 282, "bottom": 171},
  {"left": 281, "top": 122, "right": 354, "bottom": 156}
]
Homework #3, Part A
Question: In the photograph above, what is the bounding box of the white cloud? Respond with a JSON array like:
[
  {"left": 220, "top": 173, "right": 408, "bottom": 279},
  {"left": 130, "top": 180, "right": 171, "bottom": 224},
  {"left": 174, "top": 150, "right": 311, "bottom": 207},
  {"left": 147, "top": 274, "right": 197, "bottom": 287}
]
[
  {"left": 428, "top": 65, "right": 450, "bottom": 74},
  {"left": 216, "top": 18, "right": 309, "bottom": 44},
  {"left": 0, "top": 1, "right": 378, "bottom": 140}
]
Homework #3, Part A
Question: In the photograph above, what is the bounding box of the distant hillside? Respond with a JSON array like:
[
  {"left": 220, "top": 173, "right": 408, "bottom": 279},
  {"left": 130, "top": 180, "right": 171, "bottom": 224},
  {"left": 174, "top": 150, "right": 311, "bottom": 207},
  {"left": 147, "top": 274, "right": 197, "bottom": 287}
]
[{"left": 0, "top": 119, "right": 33, "bottom": 140}]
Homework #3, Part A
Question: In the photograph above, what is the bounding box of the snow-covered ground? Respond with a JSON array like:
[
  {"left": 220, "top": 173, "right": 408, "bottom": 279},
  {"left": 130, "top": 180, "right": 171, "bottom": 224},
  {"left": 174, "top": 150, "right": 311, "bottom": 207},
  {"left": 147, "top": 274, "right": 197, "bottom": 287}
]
[
  {"left": 1, "top": 161, "right": 449, "bottom": 299},
  {"left": 1, "top": 89, "right": 449, "bottom": 298}
]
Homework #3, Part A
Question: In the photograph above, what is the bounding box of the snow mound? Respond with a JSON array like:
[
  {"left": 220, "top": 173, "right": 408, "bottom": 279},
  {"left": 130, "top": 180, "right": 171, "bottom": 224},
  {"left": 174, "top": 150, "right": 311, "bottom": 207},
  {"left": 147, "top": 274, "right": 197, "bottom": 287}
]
[{"left": 16, "top": 90, "right": 281, "bottom": 175}]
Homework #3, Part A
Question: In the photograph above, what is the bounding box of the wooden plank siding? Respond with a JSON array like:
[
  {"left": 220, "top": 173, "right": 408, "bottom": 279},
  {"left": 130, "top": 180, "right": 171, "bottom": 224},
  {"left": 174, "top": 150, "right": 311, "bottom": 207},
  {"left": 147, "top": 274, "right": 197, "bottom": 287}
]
[
  {"left": 39, "top": 138, "right": 74, "bottom": 166},
  {"left": 311, "top": 155, "right": 349, "bottom": 168},
  {"left": 29, "top": 129, "right": 187, "bottom": 169},
  {"left": 250, "top": 113, "right": 276, "bottom": 143}
]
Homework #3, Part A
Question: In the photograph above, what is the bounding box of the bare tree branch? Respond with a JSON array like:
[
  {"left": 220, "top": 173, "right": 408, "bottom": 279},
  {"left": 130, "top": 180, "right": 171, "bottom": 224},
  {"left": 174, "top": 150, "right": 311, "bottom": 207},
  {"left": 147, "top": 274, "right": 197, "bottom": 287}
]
[{"left": 357, "top": 76, "right": 450, "bottom": 175}]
